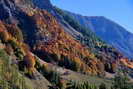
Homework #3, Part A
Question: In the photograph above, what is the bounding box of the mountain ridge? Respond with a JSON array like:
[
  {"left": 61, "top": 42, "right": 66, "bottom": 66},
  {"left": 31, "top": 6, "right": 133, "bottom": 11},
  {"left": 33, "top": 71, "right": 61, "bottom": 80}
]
[{"left": 65, "top": 11, "right": 133, "bottom": 59}]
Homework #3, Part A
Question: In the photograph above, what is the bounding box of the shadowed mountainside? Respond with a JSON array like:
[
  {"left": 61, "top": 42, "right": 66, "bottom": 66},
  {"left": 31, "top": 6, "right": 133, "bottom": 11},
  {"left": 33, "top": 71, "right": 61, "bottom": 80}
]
[{"left": 65, "top": 11, "right": 133, "bottom": 59}]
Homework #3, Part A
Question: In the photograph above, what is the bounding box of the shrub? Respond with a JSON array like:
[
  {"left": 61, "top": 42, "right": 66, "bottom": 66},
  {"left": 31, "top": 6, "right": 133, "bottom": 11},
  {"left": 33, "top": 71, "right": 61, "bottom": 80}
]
[
  {"left": 58, "top": 55, "right": 81, "bottom": 72},
  {"left": 34, "top": 59, "right": 42, "bottom": 71},
  {"left": 14, "top": 48, "right": 24, "bottom": 60},
  {"left": 66, "top": 80, "right": 98, "bottom": 89},
  {"left": 7, "top": 40, "right": 24, "bottom": 60},
  {"left": 104, "top": 63, "right": 113, "bottom": 73},
  {"left": 0, "top": 49, "right": 32, "bottom": 89},
  {"left": 96, "top": 62, "right": 105, "bottom": 77},
  {"left": 99, "top": 83, "right": 107, "bottom": 89},
  {"left": 111, "top": 63, "right": 117, "bottom": 73},
  {"left": 111, "top": 70, "right": 133, "bottom": 89},
  {"left": 0, "top": 31, "right": 9, "bottom": 43},
  {"left": 6, "top": 25, "right": 24, "bottom": 42},
  {"left": 50, "top": 53, "right": 61, "bottom": 62},
  {"left": 5, "top": 44, "right": 14, "bottom": 55},
  {"left": 39, "top": 64, "right": 60, "bottom": 84},
  {"left": 7, "top": 39, "right": 18, "bottom": 49},
  {"left": 23, "top": 52, "right": 35, "bottom": 78},
  {"left": 49, "top": 71, "right": 61, "bottom": 85},
  {"left": 38, "top": 64, "right": 65, "bottom": 88}
]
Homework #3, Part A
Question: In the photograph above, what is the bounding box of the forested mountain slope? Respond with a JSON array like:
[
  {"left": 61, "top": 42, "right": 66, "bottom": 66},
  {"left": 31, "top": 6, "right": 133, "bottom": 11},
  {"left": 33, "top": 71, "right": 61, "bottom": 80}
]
[
  {"left": 65, "top": 11, "right": 133, "bottom": 59},
  {"left": 0, "top": 0, "right": 133, "bottom": 89}
]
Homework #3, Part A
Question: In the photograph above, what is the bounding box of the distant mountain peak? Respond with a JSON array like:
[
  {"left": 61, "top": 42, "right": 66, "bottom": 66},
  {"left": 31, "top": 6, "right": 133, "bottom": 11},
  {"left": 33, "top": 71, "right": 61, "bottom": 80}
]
[{"left": 66, "top": 11, "right": 133, "bottom": 59}]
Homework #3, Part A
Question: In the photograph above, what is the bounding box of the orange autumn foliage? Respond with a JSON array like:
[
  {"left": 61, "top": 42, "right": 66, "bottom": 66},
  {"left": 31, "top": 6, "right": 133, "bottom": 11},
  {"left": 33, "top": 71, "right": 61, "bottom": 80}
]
[
  {"left": 23, "top": 10, "right": 102, "bottom": 75},
  {"left": 120, "top": 58, "right": 133, "bottom": 69},
  {"left": 0, "top": 21, "right": 10, "bottom": 42},
  {"left": 24, "top": 51, "right": 36, "bottom": 72},
  {"left": 0, "top": 5, "right": 124, "bottom": 76}
]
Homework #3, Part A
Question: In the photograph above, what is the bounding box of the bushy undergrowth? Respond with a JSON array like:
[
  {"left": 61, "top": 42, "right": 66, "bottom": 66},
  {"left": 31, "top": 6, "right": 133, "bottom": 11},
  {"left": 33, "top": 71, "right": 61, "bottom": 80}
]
[{"left": 0, "top": 49, "right": 32, "bottom": 89}]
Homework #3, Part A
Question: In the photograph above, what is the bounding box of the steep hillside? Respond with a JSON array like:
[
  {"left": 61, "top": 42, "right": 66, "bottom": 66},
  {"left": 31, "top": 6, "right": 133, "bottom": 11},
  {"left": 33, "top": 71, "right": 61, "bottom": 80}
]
[
  {"left": 0, "top": 0, "right": 109, "bottom": 80},
  {"left": 31, "top": 0, "right": 125, "bottom": 73},
  {"left": 54, "top": 7, "right": 126, "bottom": 73},
  {"left": 0, "top": 0, "right": 133, "bottom": 89},
  {"left": 65, "top": 11, "right": 133, "bottom": 59}
]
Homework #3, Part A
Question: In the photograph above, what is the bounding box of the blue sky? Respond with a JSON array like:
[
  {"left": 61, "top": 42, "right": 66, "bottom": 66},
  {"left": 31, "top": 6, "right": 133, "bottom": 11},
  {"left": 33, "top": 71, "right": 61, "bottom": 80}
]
[{"left": 51, "top": 0, "right": 133, "bottom": 33}]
